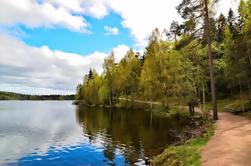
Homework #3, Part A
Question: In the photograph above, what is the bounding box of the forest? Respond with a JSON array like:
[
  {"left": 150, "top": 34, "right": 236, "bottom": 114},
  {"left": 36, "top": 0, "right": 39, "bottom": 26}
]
[
  {"left": 0, "top": 91, "right": 74, "bottom": 100},
  {"left": 75, "top": 0, "right": 251, "bottom": 117}
]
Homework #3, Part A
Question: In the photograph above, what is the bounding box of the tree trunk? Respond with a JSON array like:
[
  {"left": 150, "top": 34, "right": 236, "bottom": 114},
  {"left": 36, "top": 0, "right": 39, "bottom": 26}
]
[
  {"left": 202, "top": 85, "right": 206, "bottom": 116},
  {"left": 239, "top": 80, "right": 244, "bottom": 112},
  {"left": 204, "top": 0, "right": 218, "bottom": 120},
  {"left": 248, "top": 54, "right": 251, "bottom": 68},
  {"left": 230, "top": 84, "right": 233, "bottom": 97},
  {"left": 150, "top": 111, "right": 153, "bottom": 128},
  {"left": 239, "top": 79, "right": 243, "bottom": 98},
  {"left": 109, "top": 92, "right": 112, "bottom": 106},
  {"left": 189, "top": 104, "right": 193, "bottom": 116},
  {"left": 248, "top": 79, "right": 251, "bottom": 98},
  {"left": 150, "top": 97, "right": 153, "bottom": 109}
]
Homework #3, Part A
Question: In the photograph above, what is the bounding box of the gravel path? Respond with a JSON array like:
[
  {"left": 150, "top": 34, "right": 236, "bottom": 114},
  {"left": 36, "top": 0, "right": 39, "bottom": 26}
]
[{"left": 202, "top": 112, "right": 251, "bottom": 166}]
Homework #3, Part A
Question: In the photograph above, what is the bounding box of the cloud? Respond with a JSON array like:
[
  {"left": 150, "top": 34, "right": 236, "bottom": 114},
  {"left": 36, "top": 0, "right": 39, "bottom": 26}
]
[
  {"left": 0, "top": 105, "right": 85, "bottom": 164},
  {"left": 0, "top": 0, "right": 112, "bottom": 32},
  {"left": 48, "top": 0, "right": 110, "bottom": 19},
  {"left": 0, "top": 0, "right": 183, "bottom": 46},
  {"left": 0, "top": 0, "right": 241, "bottom": 95},
  {"left": 107, "top": 0, "right": 241, "bottom": 49},
  {"left": 104, "top": 26, "right": 119, "bottom": 35},
  {"left": 0, "top": 33, "right": 129, "bottom": 94},
  {"left": 106, "top": 0, "right": 183, "bottom": 48},
  {"left": 112, "top": 44, "right": 130, "bottom": 63},
  {"left": 0, "top": 0, "right": 240, "bottom": 48},
  {"left": 23, "top": 0, "right": 181, "bottom": 47},
  {"left": 0, "top": 0, "right": 88, "bottom": 32}
]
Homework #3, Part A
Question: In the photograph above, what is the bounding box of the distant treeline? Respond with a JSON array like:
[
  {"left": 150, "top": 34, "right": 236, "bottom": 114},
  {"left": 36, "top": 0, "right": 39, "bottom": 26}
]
[{"left": 0, "top": 91, "right": 75, "bottom": 100}]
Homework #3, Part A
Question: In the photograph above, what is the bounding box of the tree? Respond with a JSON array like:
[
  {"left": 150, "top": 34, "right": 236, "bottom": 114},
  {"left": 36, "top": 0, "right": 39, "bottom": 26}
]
[
  {"left": 216, "top": 14, "right": 227, "bottom": 42},
  {"left": 178, "top": 38, "right": 209, "bottom": 114},
  {"left": 204, "top": 0, "right": 218, "bottom": 120},
  {"left": 75, "top": 0, "right": 251, "bottom": 113},
  {"left": 176, "top": 0, "right": 218, "bottom": 119},
  {"left": 75, "top": 84, "right": 83, "bottom": 101},
  {"left": 167, "top": 21, "right": 183, "bottom": 41},
  {"left": 140, "top": 29, "right": 186, "bottom": 108},
  {"left": 103, "top": 52, "right": 117, "bottom": 105},
  {"left": 223, "top": 1, "right": 251, "bottom": 98},
  {"left": 98, "top": 84, "right": 110, "bottom": 104},
  {"left": 140, "top": 29, "right": 162, "bottom": 106},
  {"left": 116, "top": 49, "right": 141, "bottom": 97}
]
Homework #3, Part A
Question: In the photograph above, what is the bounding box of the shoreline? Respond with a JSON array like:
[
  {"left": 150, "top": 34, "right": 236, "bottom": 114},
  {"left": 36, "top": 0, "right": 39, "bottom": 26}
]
[{"left": 152, "top": 120, "right": 214, "bottom": 166}]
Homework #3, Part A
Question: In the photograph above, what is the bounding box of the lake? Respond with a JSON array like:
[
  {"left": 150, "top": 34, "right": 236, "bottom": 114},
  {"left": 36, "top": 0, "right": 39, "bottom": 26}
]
[{"left": 0, "top": 101, "right": 194, "bottom": 166}]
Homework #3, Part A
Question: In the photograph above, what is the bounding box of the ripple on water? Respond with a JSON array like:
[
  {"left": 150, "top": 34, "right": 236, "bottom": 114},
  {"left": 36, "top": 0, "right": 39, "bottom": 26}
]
[{"left": 0, "top": 101, "right": 196, "bottom": 166}]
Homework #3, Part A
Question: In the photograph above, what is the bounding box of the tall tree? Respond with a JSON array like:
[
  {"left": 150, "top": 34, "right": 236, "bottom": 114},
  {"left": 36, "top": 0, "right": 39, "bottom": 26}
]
[
  {"left": 176, "top": 0, "right": 218, "bottom": 119},
  {"left": 116, "top": 49, "right": 142, "bottom": 97},
  {"left": 103, "top": 52, "right": 117, "bottom": 105},
  {"left": 167, "top": 21, "right": 183, "bottom": 41},
  {"left": 216, "top": 14, "right": 227, "bottom": 42},
  {"left": 204, "top": 0, "right": 218, "bottom": 120}
]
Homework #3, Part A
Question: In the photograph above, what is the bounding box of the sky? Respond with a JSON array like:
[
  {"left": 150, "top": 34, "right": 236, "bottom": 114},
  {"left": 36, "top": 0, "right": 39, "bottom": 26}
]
[{"left": 0, "top": 0, "right": 240, "bottom": 95}]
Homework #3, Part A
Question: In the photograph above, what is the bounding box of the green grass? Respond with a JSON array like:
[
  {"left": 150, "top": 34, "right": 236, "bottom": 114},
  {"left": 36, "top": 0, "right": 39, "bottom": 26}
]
[
  {"left": 152, "top": 122, "right": 214, "bottom": 166},
  {"left": 241, "top": 112, "right": 251, "bottom": 119},
  {"left": 206, "top": 98, "right": 251, "bottom": 112},
  {"left": 225, "top": 100, "right": 251, "bottom": 111},
  {"left": 151, "top": 105, "right": 201, "bottom": 118}
]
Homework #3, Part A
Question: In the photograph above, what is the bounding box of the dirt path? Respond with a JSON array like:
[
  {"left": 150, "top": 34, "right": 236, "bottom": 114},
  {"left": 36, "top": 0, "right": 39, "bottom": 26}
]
[
  {"left": 202, "top": 112, "right": 251, "bottom": 166},
  {"left": 119, "top": 98, "right": 162, "bottom": 105}
]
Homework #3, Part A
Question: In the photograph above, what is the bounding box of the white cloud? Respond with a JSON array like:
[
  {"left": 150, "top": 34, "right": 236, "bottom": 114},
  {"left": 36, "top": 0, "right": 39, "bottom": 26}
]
[
  {"left": 0, "top": 0, "right": 182, "bottom": 43},
  {"left": 106, "top": 0, "right": 241, "bottom": 49},
  {"left": 106, "top": 0, "right": 183, "bottom": 48},
  {"left": 0, "top": 0, "right": 88, "bottom": 32},
  {"left": 0, "top": 0, "right": 241, "bottom": 95},
  {"left": 0, "top": 0, "right": 240, "bottom": 47},
  {"left": 112, "top": 44, "right": 130, "bottom": 63},
  {"left": 104, "top": 26, "right": 119, "bottom": 35},
  {"left": 48, "top": 0, "right": 110, "bottom": 19},
  {"left": 0, "top": 0, "right": 112, "bottom": 32},
  {"left": 0, "top": 33, "right": 129, "bottom": 94}
]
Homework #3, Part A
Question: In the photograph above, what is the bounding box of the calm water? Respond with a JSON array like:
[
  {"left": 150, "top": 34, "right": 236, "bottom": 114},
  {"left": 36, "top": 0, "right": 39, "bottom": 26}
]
[{"left": 0, "top": 101, "right": 194, "bottom": 166}]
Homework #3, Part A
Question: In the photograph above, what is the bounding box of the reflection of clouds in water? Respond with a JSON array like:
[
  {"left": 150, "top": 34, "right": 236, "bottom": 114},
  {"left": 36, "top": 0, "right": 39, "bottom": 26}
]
[
  {"left": 0, "top": 101, "right": 86, "bottom": 164},
  {"left": 0, "top": 101, "right": 160, "bottom": 165}
]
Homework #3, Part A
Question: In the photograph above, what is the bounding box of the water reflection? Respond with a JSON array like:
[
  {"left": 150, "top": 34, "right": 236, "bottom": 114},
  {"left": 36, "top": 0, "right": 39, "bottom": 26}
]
[
  {"left": 0, "top": 101, "right": 86, "bottom": 165},
  {"left": 0, "top": 101, "right": 194, "bottom": 166},
  {"left": 76, "top": 105, "right": 194, "bottom": 165}
]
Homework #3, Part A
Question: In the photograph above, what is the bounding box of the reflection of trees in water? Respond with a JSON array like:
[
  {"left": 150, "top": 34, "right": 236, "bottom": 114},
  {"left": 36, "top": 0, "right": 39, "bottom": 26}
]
[
  {"left": 75, "top": 105, "right": 193, "bottom": 164},
  {"left": 103, "top": 140, "right": 115, "bottom": 162}
]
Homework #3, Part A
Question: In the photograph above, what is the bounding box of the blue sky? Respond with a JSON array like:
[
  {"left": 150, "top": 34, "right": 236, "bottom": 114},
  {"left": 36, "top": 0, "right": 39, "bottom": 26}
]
[
  {"left": 0, "top": 0, "right": 239, "bottom": 94},
  {"left": 19, "top": 13, "right": 133, "bottom": 55}
]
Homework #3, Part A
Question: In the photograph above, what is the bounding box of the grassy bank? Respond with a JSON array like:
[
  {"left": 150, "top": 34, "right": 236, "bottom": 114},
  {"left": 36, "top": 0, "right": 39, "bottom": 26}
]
[
  {"left": 152, "top": 121, "right": 214, "bottom": 166},
  {"left": 205, "top": 96, "right": 251, "bottom": 112},
  {"left": 205, "top": 98, "right": 251, "bottom": 120},
  {"left": 241, "top": 112, "right": 251, "bottom": 119}
]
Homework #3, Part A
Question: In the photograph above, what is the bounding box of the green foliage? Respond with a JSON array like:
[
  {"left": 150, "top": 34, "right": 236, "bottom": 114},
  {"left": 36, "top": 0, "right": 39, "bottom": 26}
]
[
  {"left": 139, "top": 30, "right": 183, "bottom": 104},
  {"left": 224, "top": 99, "right": 251, "bottom": 112},
  {"left": 152, "top": 122, "right": 214, "bottom": 166},
  {"left": 75, "top": 1, "right": 251, "bottom": 107},
  {"left": 222, "top": 1, "right": 251, "bottom": 97},
  {"left": 98, "top": 84, "right": 110, "bottom": 104}
]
